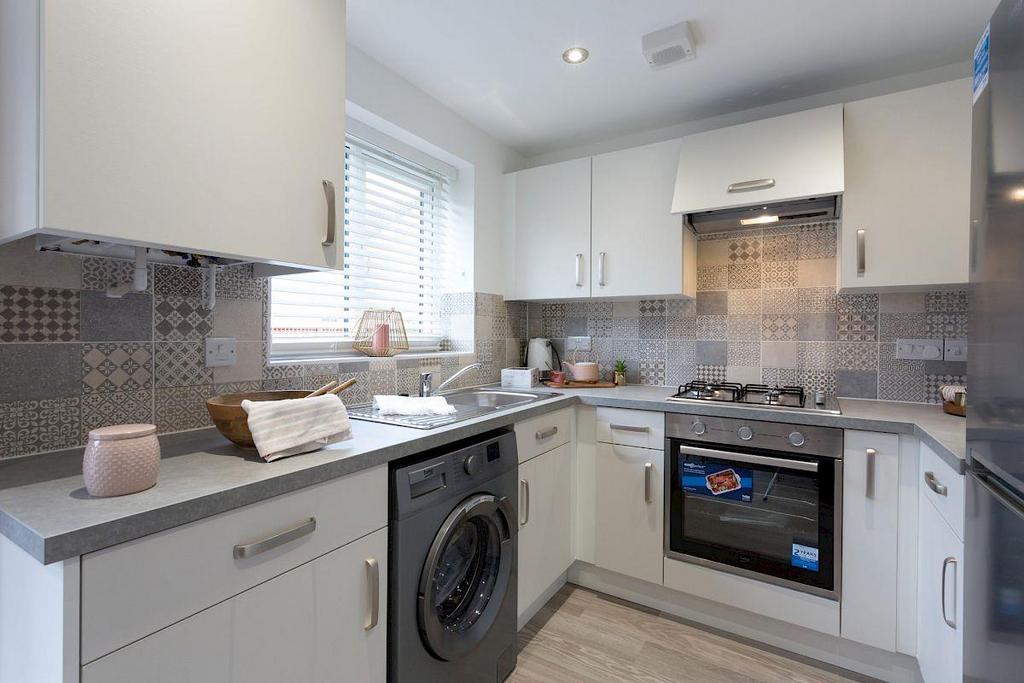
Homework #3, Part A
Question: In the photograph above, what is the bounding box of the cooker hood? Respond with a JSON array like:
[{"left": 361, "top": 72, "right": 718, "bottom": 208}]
[{"left": 684, "top": 196, "right": 841, "bottom": 234}]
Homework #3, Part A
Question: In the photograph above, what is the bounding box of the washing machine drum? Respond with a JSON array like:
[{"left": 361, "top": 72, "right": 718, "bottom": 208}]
[{"left": 418, "top": 493, "right": 515, "bottom": 661}]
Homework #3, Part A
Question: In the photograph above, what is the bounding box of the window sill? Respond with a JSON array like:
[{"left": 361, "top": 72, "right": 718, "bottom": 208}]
[{"left": 267, "top": 350, "right": 467, "bottom": 367}]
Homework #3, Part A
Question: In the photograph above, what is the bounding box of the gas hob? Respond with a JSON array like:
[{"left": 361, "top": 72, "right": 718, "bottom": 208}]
[{"left": 666, "top": 382, "right": 841, "bottom": 415}]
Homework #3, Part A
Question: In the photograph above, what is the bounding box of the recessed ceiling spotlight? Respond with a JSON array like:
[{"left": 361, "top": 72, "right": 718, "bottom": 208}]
[{"left": 562, "top": 47, "right": 589, "bottom": 64}]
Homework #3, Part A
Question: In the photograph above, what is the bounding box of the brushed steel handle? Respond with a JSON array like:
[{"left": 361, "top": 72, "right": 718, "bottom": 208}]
[
  {"left": 519, "top": 479, "right": 530, "bottom": 526},
  {"left": 924, "top": 471, "right": 948, "bottom": 496},
  {"left": 365, "top": 557, "right": 379, "bottom": 630},
  {"left": 598, "top": 251, "right": 606, "bottom": 287},
  {"left": 941, "top": 556, "right": 958, "bottom": 629},
  {"left": 727, "top": 178, "right": 775, "bottom": 193},
  {"left": 865, "top": 448, "right": 877, "bottom": 499},
  {"left": 536, "top": 426, "right": 558, "bottom": 441},
  {"left": 856, "top": 229, "right": 866, "bottom": 275},
  {"left": 575, "top": 253, "right": 584, "bottom": 287},
  {"left": 610, "top": 423, "right": 650, "bottom": 433},
  {"left": 644, "top": 462, "right": 653, "bottom": 504},
  {"left": 679, "top": 444, "right": 818, "bottom": 473},
  {"left": 322, "top": 179, "right": 337, "bottom": 247},
  {"left": 233, "top": 517, "right": 316, "bottom": 559}
]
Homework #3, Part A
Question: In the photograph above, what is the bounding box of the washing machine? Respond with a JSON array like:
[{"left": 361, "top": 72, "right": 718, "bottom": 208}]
[{"left": 389, "top": 429, "right": 518, "bottom": 682}]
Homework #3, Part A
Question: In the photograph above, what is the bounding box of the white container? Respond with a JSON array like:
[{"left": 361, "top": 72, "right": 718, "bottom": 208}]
[{"left": 501, "top": 367, "right": 539, "bottom": 389}]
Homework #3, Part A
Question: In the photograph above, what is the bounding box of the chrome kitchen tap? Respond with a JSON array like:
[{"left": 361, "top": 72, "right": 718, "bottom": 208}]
[{"left": 419, "top": 362, "right": 482, "bottom": 397}]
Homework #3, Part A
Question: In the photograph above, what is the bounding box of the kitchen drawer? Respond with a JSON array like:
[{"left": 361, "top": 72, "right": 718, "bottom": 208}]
[
  {"left": 596, "top": 407, "right": 663, "bottom": 449},
  {"left": 81, "top": 464, "right": 387, "bottom": 664},
  {"left": 515, "top": 408, "right": 572, "bottom": 463},
  {"left": 920, "top": 442, "right": 964, "bottom": 541}
]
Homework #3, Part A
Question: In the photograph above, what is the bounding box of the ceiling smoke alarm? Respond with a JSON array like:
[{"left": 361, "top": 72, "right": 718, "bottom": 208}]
[{"left": 642, "top": 21, "right": 696, "bottom": 70}]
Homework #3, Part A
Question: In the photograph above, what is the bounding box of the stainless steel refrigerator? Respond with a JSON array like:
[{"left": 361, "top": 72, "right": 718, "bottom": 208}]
[{"left": 966, "top": 1, "right": 1024, "bottom": 680}]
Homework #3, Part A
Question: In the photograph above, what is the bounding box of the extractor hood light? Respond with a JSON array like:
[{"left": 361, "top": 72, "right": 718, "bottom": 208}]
[
  {"left": 562, "top": 47, "right": 589, "bottom": 64},
  {"left": 1010, "top": 186, "right": 1024, "bottom": 202},
  {"left": 740, "top": 214, "right": 780, "bottom": 226}
]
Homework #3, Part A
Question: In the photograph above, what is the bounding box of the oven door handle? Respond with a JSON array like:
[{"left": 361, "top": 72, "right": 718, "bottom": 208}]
[{"left": 679, "top": 445, "right": 819, "bottom": 473}]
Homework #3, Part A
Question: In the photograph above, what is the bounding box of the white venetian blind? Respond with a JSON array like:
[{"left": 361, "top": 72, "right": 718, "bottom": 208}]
[{"left": 270, "top": 136, "right": 451, "bottom": 359}]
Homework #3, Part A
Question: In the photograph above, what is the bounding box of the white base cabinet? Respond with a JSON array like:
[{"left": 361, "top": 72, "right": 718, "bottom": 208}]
[
  {"left": 82, "top": 528, "right": 387, "bottom": 683},
  {"left": 517, "top": 443, "right": 574, "bottom": 619},
  {"left": 0, "top": 0, "right": 346, "bottom": 270},
  {"left": 917, "top": 479, "right": 964, "bottom": 683},
  {"left": 593, "top": 442, "right": 663, "bottom": 585}
]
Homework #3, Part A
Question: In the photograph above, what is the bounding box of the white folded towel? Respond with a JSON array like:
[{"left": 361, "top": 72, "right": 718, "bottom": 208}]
[
  {"left": 372, "top": 395, "right": 457, "bottom": 416},
  {"left": 241, "top": 394, "right": 352, "bottom": 462}
]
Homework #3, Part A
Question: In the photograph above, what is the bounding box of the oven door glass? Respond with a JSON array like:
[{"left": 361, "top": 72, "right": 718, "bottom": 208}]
[{"left": 668, "top": 441, "right": 836, "bottom": 595}]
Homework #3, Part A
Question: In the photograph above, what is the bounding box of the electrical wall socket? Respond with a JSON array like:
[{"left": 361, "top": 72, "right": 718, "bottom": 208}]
[
  {"left": 205, "top": 337, "right": 237, "bottom": 367},
  {"left": 943, "top": 338, "right": 968, "bottom": 361},
  {"left": 895, "top": 338, "right": 944, "bottom": 360},
  {"left": 566, "top": 336, "right": 592, "bottom": 352}
]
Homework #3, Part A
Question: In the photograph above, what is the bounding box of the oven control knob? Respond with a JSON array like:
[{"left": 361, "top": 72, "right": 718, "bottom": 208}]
[
  {"left": 737, "top": 425, "right": 754, "bottom": 441},
  {"left": 690, "top": 420, "right": 706, "bottom": 436},
  {"left": 463, "top": 454, "right": 480, "bottom": 476},
  {"left": 788, "top": 431, "right": 806, "bottom": 447}
]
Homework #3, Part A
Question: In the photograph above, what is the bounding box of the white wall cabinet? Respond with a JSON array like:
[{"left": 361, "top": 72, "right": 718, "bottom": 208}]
[
  {"left": 840, "top": 430, "right": 901, "bottom": 651},
  {"left": 82, "top": 528, "right": 386, "bottom": 683},
  {"left": 593, "top": 442, "right": 663, "bottom": 585},
  {"left": 518, "top": 443, "right": 574, "bottom": 622},
  {"left": 511, "top": 157, "right": 593, "bottom": 299},
  {"left": 917, "top": 493, "right": 964, "bottom": 683},
  {"left": 591, "top": 140, "right": 696, "bottom": 298},
  {"left": 0, "top": 0, "right": 346, "bottom": 270},
  {"left": 671, "top": 105, "right": 844, "bottom": 214},
  {"left": 840, "top": 79, "right": 972, "bottom": 290}
]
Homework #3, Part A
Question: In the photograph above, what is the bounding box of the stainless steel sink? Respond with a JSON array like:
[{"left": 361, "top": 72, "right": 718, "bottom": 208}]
[{"left": 347, "top": 388, "right": 558, "bottom": 429}]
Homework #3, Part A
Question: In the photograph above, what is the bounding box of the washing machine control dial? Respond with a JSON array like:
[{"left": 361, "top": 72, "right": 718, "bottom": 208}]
[{"left": 463, "top": 454, "right": 480, "bottom": 476}]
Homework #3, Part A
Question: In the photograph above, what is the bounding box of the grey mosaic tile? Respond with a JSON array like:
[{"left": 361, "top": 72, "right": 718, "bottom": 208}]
[
  {"left": 761, "top": 341, "right": 798, "bottom": 368},
  {"left": 836, "top": 294, "right": 878, "bottom": 342},
  {"left": 800, "top": 369, "right": 836, "bottom": 394},
  {"left": 154, "top": 296, "right": 213, "bottom": 341},
  {"left": 762, "top": 314, "right": 799, "bottom": 341},
  {"left": 612, "top": 317, "right": 640, "bottom": 339},
  {"left": 639, "top": 299, "right": 667, "bottom": 316},
  {"left": 926, "top": 312, "right": 967, "bottom": 338},
  {"left": 726, "top": 315, "right": 760, "bottom": 341},
  {"left": 0, "top": 238, "right": 82, "bottom": 289},
  {"left": 796, "top": 259, "right": 837, "bottom": 288},
  {"left": 216, "top": 264, "right": 267, "bottom": 300},
  {"left": 727, "top": 237, "right": 761, "bottom": 263},
  {"left": 762, "top": 367, "right": 799, "bottom": 386},
  {"left": 798, "top": 341, "right": 836, "bottom": 370},
  {"left": 638, "top": 360, "right": 666, "bottom": 386},
  {"left": 0, "top": 397, "right": 81, "bottom": 458},
  {"left": 212, "top": 299, "right": 264, "bottom": 341},
  {"left": 0, "top": 343, "right": 81, "bottom": 401},
  {"left": 587, "top": 301, "right": 613, "bottom": 317},
  {"left": 835, "top": 342, "right": 878, "bottom": 371},
  {"left": 878, "top": 343, "right": 925, "bottom": 402},
  {"left": 666, "top": 299, "right": 695, "bottom": 317},
  {"left": 879, "top": 292, "right": 927, "bottom": 313},
  {"left": 564, "top": 316, "right": 588, "bottom": 337},
  {"left": 836, "top": 370, "right": 878, "bottom": 399},
  {"left": 697, "top": 237, "right": 731, "bottom": 266},
  {"left": 81, "top": 258, "right": 154, "bottom": 293},
  {"left": 695, "top": 364, "right": 726, "bottom": 383},
  {"left": 697, "top": 291, "right": 727, "bottom": 315},
  {"left": 0, "top": 285, "right": 80, "bottom": 342},
  {"left": 696, "top": 340, "right": 728, "bottom": 365},
  {"left": 727, "top": 342, "right": 759, "bottom": 367},
  {"left": 761, "top": 288, "right": 800, "bottom": 314},
  {"left": 639, "top": 317, "right": 666, "bottom": 340},
  {"left": 726, "top": 366, "right": 761, "bottom": 385},
  {"left": 925, "top": 374, "right": 967, "bottom": 404},
  {"left": 761, "top": 261, "right": 798, "bottom": 289},
  {"left": 926, "top": 290, "right": 968, "bottom": 314},
  {"left": 728, "top": 263, "right": 761, "bottom": 289},
  {"left": 82, "top": 342, "right": 153, "bottom": 393},
  {"left": 156, "top": 385, "right": 214, "bottom": 432},
  {"left": 796, "top": 226, "right": 836, "bottom": 260},
  {"left": 696, "top": 315, "right": 727, "bottom": 340},
  {"left": 697, "top": 265, "right": 728, "bottom": 291},
  {"left": 797, "top": 313, "right": 837, "bottom": 341},
  {"left": 638, "top": 339, "right": 667, "bottom": 361},
  {"left": 263, "top": 362, "right": 303, "bottom": 379},
  {"left": 154, "top": 264, "right": 204, "bottom": 298},
  {"left": 727, "top": 290, "right": 761, "bottom": 315},
  {"left": 213, "top": 381, "right": 263, "bottom": 394},
  {"left": 588, "top": 317, "right": 613, "bottom": 338},
  {"left": 762, "top": 233, "right": 798, "bottom": 262},
  {"left": 879, "top": 312, "right": 928, "bottom": 342},
  {"left": 666, "top": 315, "right": 696, "bottom": 340},
  {"left": 81, "top": 390, "right": 154, "bottom": 438},
  {"left": 798, "top": 287, "right": 837, "bottom": 314}
]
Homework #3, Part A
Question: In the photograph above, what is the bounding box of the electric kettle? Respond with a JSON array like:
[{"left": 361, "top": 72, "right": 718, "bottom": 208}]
[{"left": 525, "top": 338, "right": 558, "bottom": 378}]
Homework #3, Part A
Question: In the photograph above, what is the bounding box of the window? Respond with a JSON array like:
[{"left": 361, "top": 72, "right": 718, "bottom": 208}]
[{"left": 270, "top": 136, "right": 451, "bottom": 360}]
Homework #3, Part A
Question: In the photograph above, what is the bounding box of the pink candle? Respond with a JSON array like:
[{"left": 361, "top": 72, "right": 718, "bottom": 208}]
[{"left": 371, "top": 323, "right": 390, "bottom": 355}]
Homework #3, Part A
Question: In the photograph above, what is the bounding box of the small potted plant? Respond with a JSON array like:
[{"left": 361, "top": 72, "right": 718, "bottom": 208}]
[{"left": 613, "top": 360, "right": 627, "bottom": 387}]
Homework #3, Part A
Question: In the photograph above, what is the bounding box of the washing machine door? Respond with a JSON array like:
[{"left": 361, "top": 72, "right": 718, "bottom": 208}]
[{"left": 418, "top": 492, "right": 515, "bottom": 661}]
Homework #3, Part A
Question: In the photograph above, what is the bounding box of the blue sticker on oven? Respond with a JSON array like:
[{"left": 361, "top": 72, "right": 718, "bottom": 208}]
[
  {"left": 791, "top": 543, "right": 820, "bottom": 572},
  {"left": 681, "top": 459, "right": 752, "bottom": 502}
]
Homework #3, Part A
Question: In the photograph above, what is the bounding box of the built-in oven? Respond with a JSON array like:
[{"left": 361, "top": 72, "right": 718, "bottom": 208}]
[{"left": 665, "top": 413, "right": 844, "bottom": 600}]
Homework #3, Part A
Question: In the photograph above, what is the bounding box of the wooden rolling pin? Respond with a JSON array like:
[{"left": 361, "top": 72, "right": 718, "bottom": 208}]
[
  {"left": 306, "top": 380, "right": 337, "bottom": 397},
  {"left": 328, "top": 378, "right": 357, "bottom": 394}
]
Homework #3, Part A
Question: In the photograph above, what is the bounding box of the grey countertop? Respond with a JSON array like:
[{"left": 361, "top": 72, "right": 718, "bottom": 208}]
[{"left": 0, "top": 387, "right": 965, "bottom": 565}]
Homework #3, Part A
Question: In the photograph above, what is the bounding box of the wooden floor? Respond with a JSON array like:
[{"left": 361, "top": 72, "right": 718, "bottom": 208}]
[{"left": 508, "top": 585, "right": 866, "bottom": 683}]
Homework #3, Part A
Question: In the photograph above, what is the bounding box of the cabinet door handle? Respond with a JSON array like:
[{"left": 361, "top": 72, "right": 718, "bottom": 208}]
[
  {"left": 924, "top": 471, "right": 948, "bottom": 496},
  {"left": 865, "top": 448, "right": 877, "bottom": 499},
  {"left": 644, "top": 462, "right": 653, "bottom": 504},
  {"left": 365, "top": 557, "right": 379, "bottom": 630},
  {"left": 536, "top": 426, "right": 558, "bottom": 441},
  {"left": 727, "top": 178, "right": 775, "bottom": 193},
  {"left": 598, "top": 251, "right": 606, "bottom": 287},
  {"left": 575, "top": 253, "right": 584, "bottom": 287},
  {"left": 233, "top": 517, "right": 316, "bottom": 559},
  {"left": 941, "top": 556, "right": 958, "bottom": 629},
  {"left": 610, "top": 423, "right": 650, "bottom": 433},
  {"left": 322, "top": 179, "right": 337, "bottom": 247},
  {"left": 519, "top": 479, "right": 530, "bottom": 526},
  {"left": 856, "top": 229, "right": 866, "bottom": 275}
]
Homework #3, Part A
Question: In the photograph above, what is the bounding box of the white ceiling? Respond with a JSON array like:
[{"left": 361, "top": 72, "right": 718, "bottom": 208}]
[{"left": 347, "top": 1, "right": 996, "bottom": 158}]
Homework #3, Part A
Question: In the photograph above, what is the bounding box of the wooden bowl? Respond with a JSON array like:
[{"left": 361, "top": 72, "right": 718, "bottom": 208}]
[{"left": 206, "top": 391, "right": 310, "bottom": 448}]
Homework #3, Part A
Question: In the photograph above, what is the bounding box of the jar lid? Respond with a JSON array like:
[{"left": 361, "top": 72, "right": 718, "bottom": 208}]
[{"left": 88, "top": 423, "right": 157, "bottom": 441}]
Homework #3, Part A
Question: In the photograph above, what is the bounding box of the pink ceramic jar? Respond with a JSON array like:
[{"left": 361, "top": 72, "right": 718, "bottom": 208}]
[{"left": 83, "top": 424, "right": 160, "bottom": 497}]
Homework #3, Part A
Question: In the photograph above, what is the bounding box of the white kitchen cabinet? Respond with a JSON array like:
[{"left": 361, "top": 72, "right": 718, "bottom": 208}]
[
  {"left": 511, "top": 157, "right": 592, "bottom": 299},
  {"left": 83, "top": 528, "right": 386, "bottom": 683},
  {"left": 841, "top": 430, "right": 901, "bottom": 651},
  {"left": 840, "top": 79, "right": 971, "bottom": 290},
  {"left": 0, "top": 0, "right": 346, "bottom": 270},
  {"left": 671, "top": 105, "right": 844, "bottom": 214},
  {"left": 591, "top": 140, "right": 696, "bottom": 298},
  {"left": 593, "top": 442, "right": 663, "bottom": 585},
  {"left": 518, "top": 443, "right": 574, "bottom": 621},
  {"left": 917, "top": 495, "right": 964, "bottom": 683}
]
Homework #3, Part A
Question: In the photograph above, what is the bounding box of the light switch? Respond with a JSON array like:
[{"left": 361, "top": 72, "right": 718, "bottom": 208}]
[
  {"left": 895, "top": 338, "right": 944, "bottom": 360},
  {"left": 205, "top": 337, "right": 237, "bottom": 367},
  {"left": 943, "top": 339, "right": 968, "bottom": 361},
  {"left": 566, "top": 336, "right": 592, "bottom": 352}
]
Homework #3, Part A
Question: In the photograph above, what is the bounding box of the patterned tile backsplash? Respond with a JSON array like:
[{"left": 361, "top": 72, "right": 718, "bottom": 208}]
[{"left": 511, "top": 220, "right": 967, "bottom": 403}]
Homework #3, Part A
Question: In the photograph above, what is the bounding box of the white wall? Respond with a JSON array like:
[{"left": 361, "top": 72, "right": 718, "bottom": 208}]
[
  {"left": 520, "top": 62, "right": 969, "bottom": 169},
  {"left": 345, "top": 45, "right": 524, "bottom": 296}
]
